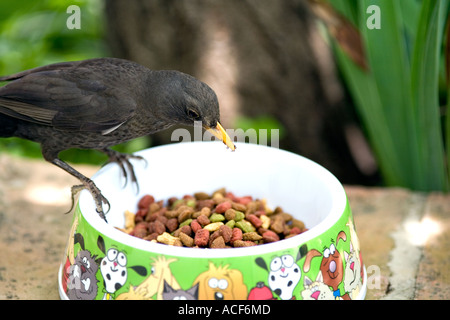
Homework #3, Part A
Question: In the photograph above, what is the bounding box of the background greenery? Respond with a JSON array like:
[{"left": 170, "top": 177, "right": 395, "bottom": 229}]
[
  {"left": 0, "top": 0, "right": 149, "bottom": 165},
  {"left": 326, "top": 0, "right": 449, "bottom": 192}
]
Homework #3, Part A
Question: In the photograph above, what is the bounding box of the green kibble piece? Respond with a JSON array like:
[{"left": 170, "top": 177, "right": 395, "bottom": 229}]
[
  {"left": 179, "top": 218, "right": 193, "bottom": 228},
  {"left": 210, "top": 213, "right": 225, "bottom": 223},
  {"left": 234, "top": 211, "right": 245, "bottom": 221},
  {"left": 186, "top": 199, "right": 196, "bottom": 208},
  {"left": 171, "top": 199, "right": 184, "bottom": 209},
  {"left": 225, "top": 220, "right": 236, "bottom": 229},
  {"left": 235, "top": 220, "right": 255, "bottom": 233}
]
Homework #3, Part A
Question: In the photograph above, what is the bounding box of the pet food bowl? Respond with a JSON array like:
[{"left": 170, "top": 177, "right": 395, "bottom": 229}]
[{"left": 58, "top": 141, "right": 366, "bottom": 300}]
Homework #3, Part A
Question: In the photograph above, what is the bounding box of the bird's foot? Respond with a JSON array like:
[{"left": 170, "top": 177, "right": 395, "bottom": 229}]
[
  {"left": 102, "top": 149, "right": 146, "bottom": 193},
  {"left": 66, "top": 180, "right": 110, "bottom": 222}
]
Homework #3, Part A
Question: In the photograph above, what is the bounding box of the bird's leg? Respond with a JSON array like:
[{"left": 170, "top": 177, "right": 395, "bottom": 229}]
[
  {"left": 100, "top": 148, "right": 146, "bottom": 193},
  {"left": 50, "top": 158, "right": 110, "bottom": 222}
]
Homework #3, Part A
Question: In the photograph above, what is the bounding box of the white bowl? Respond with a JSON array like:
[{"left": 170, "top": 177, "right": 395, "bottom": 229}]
[{"left": 59, "top": 142, "right": 366, "bottom": 300}]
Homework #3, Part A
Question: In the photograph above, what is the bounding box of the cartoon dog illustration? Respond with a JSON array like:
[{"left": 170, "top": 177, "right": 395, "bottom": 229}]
[
  {"left": 255, "top": 244, "right": 307, "bottom": 300},
  {"left": 193, "top": 262, "right": 247, "bottom": 300},
  {"left": 97, "top": 236, "right": 147, "bottom": 300},
  {"left": 303, "top": 231, "right": 350, "bottom": 300},
  {"left": 116, "top": 256, "right": 181, "bottom": 300}
]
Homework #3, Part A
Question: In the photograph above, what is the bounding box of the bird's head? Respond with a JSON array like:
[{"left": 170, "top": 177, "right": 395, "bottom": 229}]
[{"left": 154, "top": 70, "right": 235, "bottom": 151}]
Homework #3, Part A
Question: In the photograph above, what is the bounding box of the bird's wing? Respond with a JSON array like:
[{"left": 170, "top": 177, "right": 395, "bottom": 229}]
[{"left": 0, "top": 63, "right": 137, "bottom": 134}]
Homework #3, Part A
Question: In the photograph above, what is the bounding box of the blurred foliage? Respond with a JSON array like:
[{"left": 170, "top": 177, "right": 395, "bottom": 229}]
[
  {"left": 233, "top": 115, "right": 286, "bottom": 146},
  {"left": 0, "top": 0, "right": 151, "bottom": 165},
  {"left": 325, "top": 0, "right": 449, "bottom": 191}
]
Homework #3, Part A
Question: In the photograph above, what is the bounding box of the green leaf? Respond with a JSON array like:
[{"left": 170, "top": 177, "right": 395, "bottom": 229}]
[{"left": 410, "top": 0, "right": 449, "bottom": 191}]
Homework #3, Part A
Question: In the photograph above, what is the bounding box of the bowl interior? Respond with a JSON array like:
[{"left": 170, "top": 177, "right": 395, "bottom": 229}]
[{"left": 79, "top": 142, "right": 347, "bottom": 255}]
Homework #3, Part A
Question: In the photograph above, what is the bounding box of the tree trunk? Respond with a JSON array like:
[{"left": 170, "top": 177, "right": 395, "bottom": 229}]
[{"left": 104, "top": 0, "right": 378, "bottom": 185}]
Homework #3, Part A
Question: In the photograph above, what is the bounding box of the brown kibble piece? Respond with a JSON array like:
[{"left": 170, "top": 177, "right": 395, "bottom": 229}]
[
  {"left": 197, "top": 214, "right": 210, "bottom": 227},
  {"left": 179, "top": 232, "right": 194, "bottom": 247},
  {"left": 210, "top": 236, "right": 226, "bottom": 248}
]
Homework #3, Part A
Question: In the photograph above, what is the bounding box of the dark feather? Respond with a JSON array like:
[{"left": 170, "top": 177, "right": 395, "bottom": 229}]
[{"left": 0, "top": 60, "right": 137, "bottom": 133}]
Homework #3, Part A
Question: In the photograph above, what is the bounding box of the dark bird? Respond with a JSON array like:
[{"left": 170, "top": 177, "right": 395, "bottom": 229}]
[{"left": 0, "top": 57, "right": 235, "bottom": 221}]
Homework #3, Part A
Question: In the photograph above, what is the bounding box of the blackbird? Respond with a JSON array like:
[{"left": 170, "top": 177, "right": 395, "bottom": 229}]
[{"left": 0, "top": 57, "right": 235, "bottom": 221}]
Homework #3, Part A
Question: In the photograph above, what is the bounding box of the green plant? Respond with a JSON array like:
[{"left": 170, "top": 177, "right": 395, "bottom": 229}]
[{"left": 318, "top": 0, "right": 449, "bottom": 192}]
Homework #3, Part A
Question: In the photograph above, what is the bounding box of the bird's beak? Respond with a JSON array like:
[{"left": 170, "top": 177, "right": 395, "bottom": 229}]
[{"left": 205, "top": 122, "right": 236, "bottom": 151}]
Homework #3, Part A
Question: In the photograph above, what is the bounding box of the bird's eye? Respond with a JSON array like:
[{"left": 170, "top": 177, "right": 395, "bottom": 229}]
[{"left": 187, "top": 108, "right": 201, "bottom": 120}]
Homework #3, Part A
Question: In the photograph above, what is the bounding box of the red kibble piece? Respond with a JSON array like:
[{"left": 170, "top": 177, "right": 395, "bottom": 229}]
[
  {"left": 262, "top": 230, "right": 280, "bottom": 243},
  {"left": 138, "top": 195, "right": 155, "bottom": 210},
  {"left": 191, "top": 219, "right": 202, "bottom": 233},
  {"left": 214, "top": 201, "right": 232, "bottom": 214},
  {"left": 289, "top": 227, "right": 302, "bottom": 235},
  {"left": 247, "top": 214, "right": 263, "bottom": 228},
  {"left": 230, "top": 227, "right": 243, "bottom": 244},
  {"left": 194, "top": 229, "right": 210, "bottom": 247}
]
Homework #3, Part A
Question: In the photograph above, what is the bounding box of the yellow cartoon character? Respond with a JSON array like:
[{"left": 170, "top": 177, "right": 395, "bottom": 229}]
[
  {"left": 194, "top": 262, "right": 247, "bottom": 300},
  {"left": 116, "top": 256, "right": 179, "bottom": 300}
]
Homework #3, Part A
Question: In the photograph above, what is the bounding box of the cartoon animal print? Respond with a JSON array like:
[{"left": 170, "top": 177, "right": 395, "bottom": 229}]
[
  {"left": 255, "top": 244, "right": 308, "bottom": 300},
  {"left": 301, "top": 272, "right": 335, "bottom": 300},
  {"left": 247, "top": 282, "right": 276, "bottom": 300},
  {"left": 116, "top": 256, "right": 180, "bottom": 300},
  {"left": 346, "top": 218, "right": 364, "bottom": 284},
  {"left": 193, "top": 262, "right": 247, "bottom": 300},
  {"left": 97, "top": 236, "right": 147, "bottom": 300},
  {"left": 303, "top": 231, "right": 350, "bottom": 300},
  {"left": 65, "top": 233, "right": 99, "bottom": 300},
  {"left": 163, "top": 280, "right": 199, "bottom": 300},
  {"left": 344, "top": 242, "right": 362, "bottom": 299}
]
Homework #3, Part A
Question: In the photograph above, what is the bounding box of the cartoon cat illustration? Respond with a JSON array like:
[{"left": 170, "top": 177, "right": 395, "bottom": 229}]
[
  {"left": 344, "top": 243, "right": 362, "bottom": 299},
  {"left": 301, "top": 273, "right": 334, "bottom": 300},
  {"left": 163, "top": 280, "right": 199, "bottom": 300}
]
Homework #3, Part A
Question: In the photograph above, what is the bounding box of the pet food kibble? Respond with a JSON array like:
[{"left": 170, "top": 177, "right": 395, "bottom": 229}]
[
  {"left": 210, "top": 236, "right": 226, "bottom": 248},
  {"left": 203, "top": 222, "right": 224, "bottom": 232},
  {"left": 197, "top": 214, "right": 210, "bottom": 227},
  {"left": 219, "top": 225, "right": 233, "bottom": 243},
  {"left": 179, "top": 232, "right": 194, "bottom": 247},
  {"left": 242, "top": 232, "right": 263, "bottom": 241},
  {"left": 210, "top": 213, "right": 225, "bottom": 223},
  {"left": 262, "top": 230, "right": 280, "bottom": 243},
  {"left": 179, "top": 218, "right": 193, "bottom": 228},
  {"left": 233, "top": 240, "right": 256, "bottom": 247},
  {"left": 157, "top": 232, "right": 182, "bottom": 246},
  {"left": 247, "top": 214, "right": 263, "bottom": 228},
  {"left": 214, "top": 201, "right": 232, "bottom": 214},
  {"left": 165, "top": 218, "right": 179, "bottom": 233},
  {"left": 138, "top": 194, "right": 154, "bottom": 210},
  {"left": 230, "top": 227, "right": 243, "bottom": 244},
  {"left": 194, "top": 229, "right": 210, "bottom": 247},
  {"left": 260, "top": 215, "right": 271, "bottom": 229},
  {"left": 191, "top": 219, "right": 202, "bottom": 233},
  {"left": 122, "top": 189, "right": 307, "bottom": 248},
  {"left": 235, "top": 220, "right": 256, "bottom": 233}
]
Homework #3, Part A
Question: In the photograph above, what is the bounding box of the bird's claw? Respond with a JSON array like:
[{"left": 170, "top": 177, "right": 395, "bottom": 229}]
[
  {"left": 103, "top": 149, "right": 144, "bottom": 194},
  {"left": 66, "top": 180, "right": 110, "bottom": 223}
]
